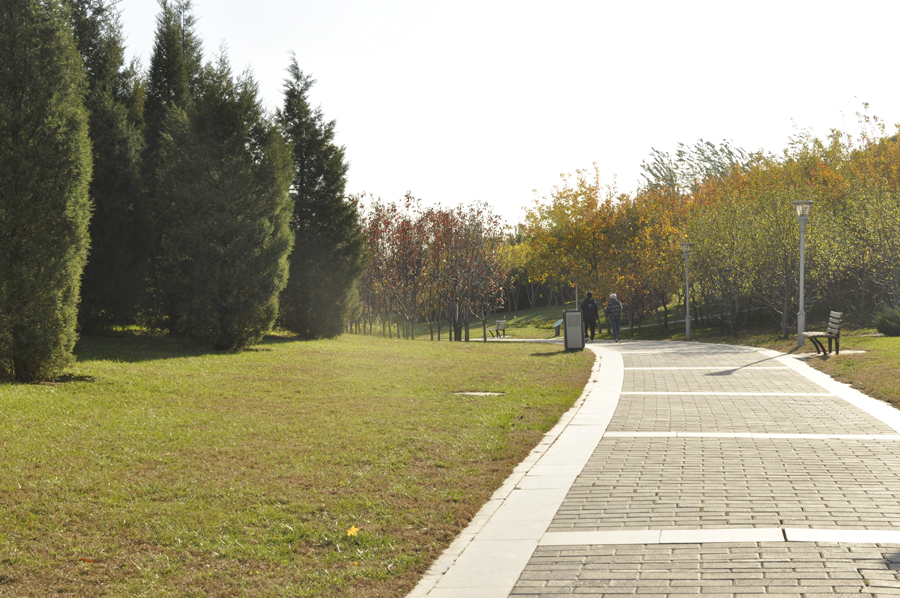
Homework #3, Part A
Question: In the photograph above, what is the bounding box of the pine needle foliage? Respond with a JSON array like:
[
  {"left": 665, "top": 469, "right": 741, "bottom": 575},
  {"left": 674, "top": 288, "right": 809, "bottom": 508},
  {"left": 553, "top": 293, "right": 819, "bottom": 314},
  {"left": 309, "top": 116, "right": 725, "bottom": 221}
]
[
  {"left": 140, "top": 0, "right": 202, "bottom": 325},
  {"left": 141, "top": 0, "right": 202, "bottom": 199},
  {"left": 151, "top": 55, "right": 293, "bottom": 350},
  {"left": 277, "top": 56, "right": 368, "bottom": 338},
  {"left": 67, "top": 0, "right": 145, "bottom": 332},
  {"left": 0, "top": 0, "right": 93, "bottom": 381},
  {"left": 874, "top": 305, "right": 900, "bottom": 337}
]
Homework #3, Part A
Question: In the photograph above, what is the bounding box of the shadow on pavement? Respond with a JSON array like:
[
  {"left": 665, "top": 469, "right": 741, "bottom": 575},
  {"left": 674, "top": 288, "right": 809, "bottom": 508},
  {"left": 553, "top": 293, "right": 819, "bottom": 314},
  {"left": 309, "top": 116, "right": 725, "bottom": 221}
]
[{"left": 705, "top": 352, "right": 791, "bottom": 377}]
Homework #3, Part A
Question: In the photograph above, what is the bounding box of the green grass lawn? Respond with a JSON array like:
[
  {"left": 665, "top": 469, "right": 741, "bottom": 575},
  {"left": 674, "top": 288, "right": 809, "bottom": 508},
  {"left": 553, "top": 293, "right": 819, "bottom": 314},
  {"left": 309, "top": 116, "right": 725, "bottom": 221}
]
[
  {"left": 4, "top": 302, "right": 897, "bottom": 596},
  {"left": 809, "top": 335, "right": 900, "bottom": 411},
  {"left": 0, "top": 332, "right": 593, "bottom": 596}
]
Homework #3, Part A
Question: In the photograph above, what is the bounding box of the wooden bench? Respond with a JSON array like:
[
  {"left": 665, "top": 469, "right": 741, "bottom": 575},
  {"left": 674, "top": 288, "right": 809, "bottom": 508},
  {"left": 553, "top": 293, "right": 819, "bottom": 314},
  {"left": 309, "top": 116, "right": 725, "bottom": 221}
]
[
  {"left": 487, "top": 319, "right": 506, "bottom": 338},
  {"left": 803, "top": 311, "right": 842, "bottom": 355},
  {"left": 553, "top": 319, "right": 564, "bottom": 337}
]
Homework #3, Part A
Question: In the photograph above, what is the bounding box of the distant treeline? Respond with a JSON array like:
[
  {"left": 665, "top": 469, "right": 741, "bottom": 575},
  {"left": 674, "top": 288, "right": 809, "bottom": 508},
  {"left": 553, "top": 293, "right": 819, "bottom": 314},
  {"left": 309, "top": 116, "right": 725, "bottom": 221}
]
[
  {"left": 514, "top": 120, "right": 900, "bottom": 337},
  {"left": 354, "top": 116, "right": 900, "bottom": 341}
]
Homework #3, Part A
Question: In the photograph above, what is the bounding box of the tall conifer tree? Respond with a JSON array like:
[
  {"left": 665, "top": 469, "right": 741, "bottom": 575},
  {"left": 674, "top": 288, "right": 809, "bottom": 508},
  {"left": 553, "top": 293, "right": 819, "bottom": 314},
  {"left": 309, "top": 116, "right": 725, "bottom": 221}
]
[
  {"left": 154, "top": 55, "right": 294, "bottom": 349},
  {"left": 67, "top": 0, "right": 145, "bottom": 332},
  {"left": 143, "top": 0, "right": 201, "bottom": 189},
  {"left": 141, "top": 0, "right": 202, "bottom": 325},
  {"left": 277, "top": 56, "right": 368, "bottom": 338},
  {"left": 0, "top": 0, "right": 93, "bottom": 381}
]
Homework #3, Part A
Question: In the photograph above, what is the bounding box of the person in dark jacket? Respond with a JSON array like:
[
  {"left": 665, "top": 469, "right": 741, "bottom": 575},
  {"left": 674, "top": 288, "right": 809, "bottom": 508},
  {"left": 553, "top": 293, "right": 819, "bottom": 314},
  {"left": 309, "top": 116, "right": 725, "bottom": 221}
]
[
  {"left": 581, "top": 291, "right": 599, "bottom": 342},
  {"left": 605, "top": 293, "right": 623, "bottom": 342}
]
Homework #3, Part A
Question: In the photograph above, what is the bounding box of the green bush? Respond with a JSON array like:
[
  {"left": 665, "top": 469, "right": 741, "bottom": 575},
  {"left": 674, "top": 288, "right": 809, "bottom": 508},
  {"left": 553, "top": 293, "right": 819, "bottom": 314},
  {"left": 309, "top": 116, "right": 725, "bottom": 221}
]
[{"left": 874, "top": 305, "right": 900, "bottom": 336}]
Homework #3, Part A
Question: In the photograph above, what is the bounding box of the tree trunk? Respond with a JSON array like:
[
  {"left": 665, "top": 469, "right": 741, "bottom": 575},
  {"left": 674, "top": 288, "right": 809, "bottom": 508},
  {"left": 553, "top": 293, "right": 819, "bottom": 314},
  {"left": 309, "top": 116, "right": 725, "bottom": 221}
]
[{"left": 526, "top": 283, "right": 539, "bottom": 310}]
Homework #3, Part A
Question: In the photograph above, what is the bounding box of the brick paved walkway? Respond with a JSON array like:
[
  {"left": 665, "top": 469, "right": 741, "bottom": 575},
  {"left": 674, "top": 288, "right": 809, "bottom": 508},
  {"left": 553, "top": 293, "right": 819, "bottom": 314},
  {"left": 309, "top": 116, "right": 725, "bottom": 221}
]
[{"left": 408, "top": 340, "right": 900, "bottom": 597}]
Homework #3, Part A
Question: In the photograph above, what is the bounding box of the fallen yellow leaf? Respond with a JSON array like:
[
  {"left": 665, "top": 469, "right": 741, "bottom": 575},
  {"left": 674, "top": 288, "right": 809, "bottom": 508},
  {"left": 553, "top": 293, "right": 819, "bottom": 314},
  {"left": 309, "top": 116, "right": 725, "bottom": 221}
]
[{"left": 347, "top": 525, "right": 359, "bottom": 537}]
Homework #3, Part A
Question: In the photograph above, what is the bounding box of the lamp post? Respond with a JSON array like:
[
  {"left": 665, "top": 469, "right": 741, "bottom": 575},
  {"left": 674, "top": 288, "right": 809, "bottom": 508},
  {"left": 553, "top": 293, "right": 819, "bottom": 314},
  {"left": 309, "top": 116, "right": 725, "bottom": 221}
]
[
  {"left": 792, "top": 200, "right": 813, "bottom": 347},
  {"left": 680, "top": 242, "right": 693, "bottom": 341}
]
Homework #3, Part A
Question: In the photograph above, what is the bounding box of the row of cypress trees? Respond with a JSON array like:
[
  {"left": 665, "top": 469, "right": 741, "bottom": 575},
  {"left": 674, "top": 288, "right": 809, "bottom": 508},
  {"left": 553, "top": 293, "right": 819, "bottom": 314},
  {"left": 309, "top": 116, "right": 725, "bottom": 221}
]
[{"left": 0, "top": 0, "right": 367, "bottom": 381}]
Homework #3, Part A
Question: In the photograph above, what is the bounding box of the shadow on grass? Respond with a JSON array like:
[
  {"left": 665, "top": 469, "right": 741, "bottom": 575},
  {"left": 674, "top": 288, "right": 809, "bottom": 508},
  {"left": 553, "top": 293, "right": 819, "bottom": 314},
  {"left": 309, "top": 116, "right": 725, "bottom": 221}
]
[
  {"left": 259, "top": 334, "right": 301, "bottom": 345},
  {"left": 34, "top": 374, "right": 98, "bottom": 385},
  {"left": 75, "top": 331, "right": 303, "bottom": 363},
  {"left": 75, "top": 333, "right": 212, "bottom": 363}
]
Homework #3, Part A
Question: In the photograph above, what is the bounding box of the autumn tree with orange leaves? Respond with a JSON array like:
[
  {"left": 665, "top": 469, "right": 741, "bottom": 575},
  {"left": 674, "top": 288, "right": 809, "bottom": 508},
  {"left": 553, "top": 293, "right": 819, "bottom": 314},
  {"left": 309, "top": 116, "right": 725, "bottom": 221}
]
[
  {"left": 516, "top": 113, "right": 900, "bottom": 338},
  {"left": 357, "top": 108, "right": 900, "bottom": 341},
  {"left": 356, "top": 197, "right": 508, "bottom": 341},
  {"left": 523, "top": 166, "right": 618, "bottom": 303}
]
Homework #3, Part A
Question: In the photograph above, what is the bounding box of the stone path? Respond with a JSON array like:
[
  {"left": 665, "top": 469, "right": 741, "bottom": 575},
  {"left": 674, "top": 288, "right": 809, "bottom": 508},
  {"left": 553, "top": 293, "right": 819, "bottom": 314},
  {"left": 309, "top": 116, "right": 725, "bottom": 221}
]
[{"left": 407, "top": 340, "right": 900, "bottom": 597}]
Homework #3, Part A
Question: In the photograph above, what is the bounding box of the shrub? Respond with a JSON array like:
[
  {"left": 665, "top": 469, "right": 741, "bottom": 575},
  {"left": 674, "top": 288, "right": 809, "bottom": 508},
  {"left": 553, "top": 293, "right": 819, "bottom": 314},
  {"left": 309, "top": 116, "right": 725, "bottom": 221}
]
[{"left": 874, "top": 305, "right": 900, "bottom": 336}]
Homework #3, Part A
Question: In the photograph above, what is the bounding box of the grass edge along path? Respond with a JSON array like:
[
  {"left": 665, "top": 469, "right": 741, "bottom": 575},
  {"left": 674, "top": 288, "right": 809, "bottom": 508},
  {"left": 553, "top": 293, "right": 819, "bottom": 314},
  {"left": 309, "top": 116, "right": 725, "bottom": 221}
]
[
  {"left": 634, "top": 321, "right": 900, "bottom": 413},
  {"left": 802, "top": 335, "right": 900, "bottom": 412},
  {"left": 0, "top": 333, "right": 593, "bottom": 597},
  {"left": 496, "top": 300, "right": 900, "bottom": 411}
]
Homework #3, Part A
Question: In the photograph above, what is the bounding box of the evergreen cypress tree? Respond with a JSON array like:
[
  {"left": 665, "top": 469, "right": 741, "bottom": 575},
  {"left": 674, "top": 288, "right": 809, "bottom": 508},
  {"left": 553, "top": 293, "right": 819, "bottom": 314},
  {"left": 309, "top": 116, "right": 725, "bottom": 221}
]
[
  {"left": 154, "top": 55, "right": 294, "bottom": 350},
  {"left": 143, "top": 0, "right": 201, "bottom": 187},
  {"left": 277, "top": 56, "right": 368, "bottom": 338},
  {"left": 67, "top": 0, "right": 145, "bottom": 332},
  {"left": 141, "top": 0, "right": 202, "bottom": 326},
  {"left": 0, "top": 0, "right": 93, "bottom": 381}
]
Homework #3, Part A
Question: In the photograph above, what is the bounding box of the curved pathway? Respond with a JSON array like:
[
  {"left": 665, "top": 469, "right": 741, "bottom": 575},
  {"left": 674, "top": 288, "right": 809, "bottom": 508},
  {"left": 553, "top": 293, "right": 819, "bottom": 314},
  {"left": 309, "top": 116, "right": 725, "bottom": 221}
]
[{"left": 407, "top": 340, "right": 900, "bottom": 597}]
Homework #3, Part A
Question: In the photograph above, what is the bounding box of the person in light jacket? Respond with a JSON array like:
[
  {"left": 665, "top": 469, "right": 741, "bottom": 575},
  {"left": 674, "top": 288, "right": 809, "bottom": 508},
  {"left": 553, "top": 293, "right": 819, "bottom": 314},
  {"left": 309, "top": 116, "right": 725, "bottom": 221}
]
[{"left": 605, "top": 293, "right": 623, "bottom": 342}]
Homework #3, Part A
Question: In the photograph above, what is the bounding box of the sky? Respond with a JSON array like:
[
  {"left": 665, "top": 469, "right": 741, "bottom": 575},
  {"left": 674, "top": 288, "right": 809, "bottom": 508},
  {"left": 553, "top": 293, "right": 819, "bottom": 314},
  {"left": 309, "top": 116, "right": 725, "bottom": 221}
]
[{"left": 115, "top": 0, "right": 900, "bottom": 225}]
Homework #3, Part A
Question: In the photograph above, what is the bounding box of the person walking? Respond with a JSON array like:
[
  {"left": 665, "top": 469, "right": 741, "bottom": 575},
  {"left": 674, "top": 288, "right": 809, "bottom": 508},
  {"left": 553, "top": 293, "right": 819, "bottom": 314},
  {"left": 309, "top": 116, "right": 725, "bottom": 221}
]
[
  {"left": 605, "top": 293, "right": 623, "bottom": 342},
  {"left": 580, "top": 291, "right": 599, "bottom": 342}
]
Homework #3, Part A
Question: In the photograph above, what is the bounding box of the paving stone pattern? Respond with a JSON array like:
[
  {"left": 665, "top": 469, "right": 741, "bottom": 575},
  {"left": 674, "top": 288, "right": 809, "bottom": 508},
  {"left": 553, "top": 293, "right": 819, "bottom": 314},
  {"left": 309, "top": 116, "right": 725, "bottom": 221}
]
[
  {"left": 508, "top": 343, "right": 900, "bottom": 596},
  {"left": 623, "top": 353, "right": 784, "bottom": 369},
  {"left": 605, "top": 394, "right": 896, "bottom": 435},
  {"left": 549, "top": 437, "right": 900, "bottom": 531},
  {"left": 622, "top": 368, "right": 819, "bottom": 395},
  {"left": 511, "top": 543, "right": 900, "bottom": 597}
]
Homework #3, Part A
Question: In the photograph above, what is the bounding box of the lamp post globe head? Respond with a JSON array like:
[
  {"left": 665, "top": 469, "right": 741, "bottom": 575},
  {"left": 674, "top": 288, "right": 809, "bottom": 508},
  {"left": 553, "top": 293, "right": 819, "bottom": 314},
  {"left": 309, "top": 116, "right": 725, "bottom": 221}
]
[
  {"left": 680, "top": 242, "right": 693, "bottom": 256},
  {"left": 792, "top": 200, "right": 813, "bottom": 220}
]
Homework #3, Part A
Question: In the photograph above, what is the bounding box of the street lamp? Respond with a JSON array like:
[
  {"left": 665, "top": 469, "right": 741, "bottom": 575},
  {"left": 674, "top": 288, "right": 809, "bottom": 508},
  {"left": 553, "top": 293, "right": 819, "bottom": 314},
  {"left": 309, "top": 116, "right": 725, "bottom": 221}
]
[
  {"left": 792, "top": 200, "right": 813, "bottom": 347},
  {"left": 680, "top": 242, "right": 693, "bottom": 341}
]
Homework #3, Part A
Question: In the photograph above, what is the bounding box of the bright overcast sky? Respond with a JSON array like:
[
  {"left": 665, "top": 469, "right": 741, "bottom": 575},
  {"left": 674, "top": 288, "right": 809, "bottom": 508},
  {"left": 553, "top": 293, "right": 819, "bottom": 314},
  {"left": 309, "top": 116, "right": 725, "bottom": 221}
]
[{"left": 116, "top": 0, "right": 900, "bottom": 225}]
